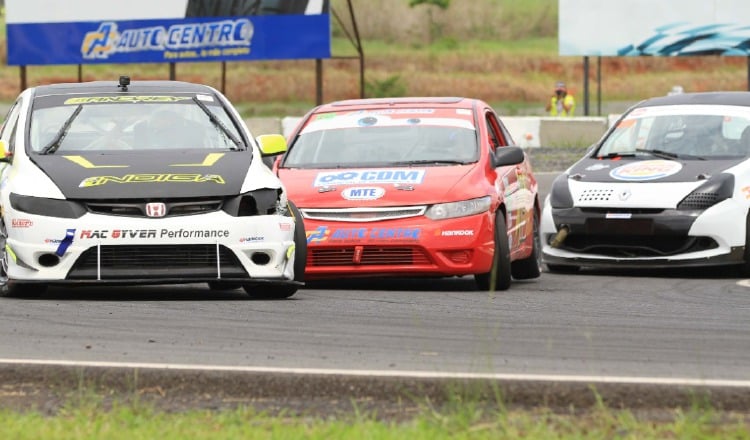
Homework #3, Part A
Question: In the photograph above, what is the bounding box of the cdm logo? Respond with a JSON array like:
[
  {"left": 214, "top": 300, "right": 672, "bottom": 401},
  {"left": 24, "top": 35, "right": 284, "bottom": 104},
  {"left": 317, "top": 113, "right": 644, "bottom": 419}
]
[{"left": 341, "top": 187, "right": 386, "bottom": 200}]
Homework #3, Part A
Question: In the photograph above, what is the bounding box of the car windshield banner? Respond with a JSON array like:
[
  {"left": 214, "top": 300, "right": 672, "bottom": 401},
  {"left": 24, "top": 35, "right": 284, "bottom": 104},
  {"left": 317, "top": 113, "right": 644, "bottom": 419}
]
[
  {"left": 559, "top": 0, "right": 750, "bottom": 56},
  {"left": 6, "top": 0, "right": 331, "bottom": 65}
]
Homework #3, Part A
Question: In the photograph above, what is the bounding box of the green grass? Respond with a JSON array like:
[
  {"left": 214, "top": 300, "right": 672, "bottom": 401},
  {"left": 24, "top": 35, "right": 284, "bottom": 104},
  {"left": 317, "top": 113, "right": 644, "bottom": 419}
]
[{"left": 0, "top": 399, "right": 747, "bottom": 439}]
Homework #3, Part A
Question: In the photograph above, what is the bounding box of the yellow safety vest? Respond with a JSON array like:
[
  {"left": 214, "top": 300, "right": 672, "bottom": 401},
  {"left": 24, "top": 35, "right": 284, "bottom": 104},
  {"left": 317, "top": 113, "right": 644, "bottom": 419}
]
[{"left": 549, "top": 95, "right": 576, "bottom": 117}]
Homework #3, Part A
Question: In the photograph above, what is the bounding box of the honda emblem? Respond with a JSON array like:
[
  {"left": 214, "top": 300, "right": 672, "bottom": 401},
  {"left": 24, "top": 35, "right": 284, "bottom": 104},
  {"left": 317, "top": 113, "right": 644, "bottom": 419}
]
[{"left": 145, "top": 202, "right": 167, "bottom": 218}]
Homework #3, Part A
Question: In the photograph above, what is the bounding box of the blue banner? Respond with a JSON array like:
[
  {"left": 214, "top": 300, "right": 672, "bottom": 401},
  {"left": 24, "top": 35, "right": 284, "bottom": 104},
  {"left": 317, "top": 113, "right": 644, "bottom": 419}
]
[{"left": 7, "top": 15, "right": 331, "bottom": 65}]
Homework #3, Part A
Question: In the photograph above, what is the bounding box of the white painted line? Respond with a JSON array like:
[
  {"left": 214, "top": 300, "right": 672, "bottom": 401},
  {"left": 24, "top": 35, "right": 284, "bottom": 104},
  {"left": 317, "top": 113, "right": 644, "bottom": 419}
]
[
  {"left": 0, "top": 358, "right": 748, "bottom": 388},
  {"left": 736, "top": 279, "right": 750, "bottom": 288}
]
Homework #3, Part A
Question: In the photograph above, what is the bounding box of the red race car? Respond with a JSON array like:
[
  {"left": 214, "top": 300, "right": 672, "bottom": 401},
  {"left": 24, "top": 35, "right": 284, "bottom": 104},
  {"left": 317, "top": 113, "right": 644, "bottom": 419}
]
[{"left": 277, "top": 97, "right": 540, "bottom": 290}]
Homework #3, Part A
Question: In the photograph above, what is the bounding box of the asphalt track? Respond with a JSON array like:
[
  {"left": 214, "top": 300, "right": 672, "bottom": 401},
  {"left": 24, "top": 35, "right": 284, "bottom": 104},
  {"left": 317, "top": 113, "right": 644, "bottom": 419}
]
[{"left": 2, "top": 172, "right": 750, "bottom": 409}]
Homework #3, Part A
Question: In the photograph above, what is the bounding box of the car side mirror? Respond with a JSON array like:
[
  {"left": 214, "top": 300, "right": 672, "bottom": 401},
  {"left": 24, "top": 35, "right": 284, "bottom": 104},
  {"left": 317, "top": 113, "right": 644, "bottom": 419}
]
[
  {"left": 491, "top": 146, "right": 525, "bottom": 168},
  {"left": 256, "top": 134, "right": 287, "bottom": 157}
]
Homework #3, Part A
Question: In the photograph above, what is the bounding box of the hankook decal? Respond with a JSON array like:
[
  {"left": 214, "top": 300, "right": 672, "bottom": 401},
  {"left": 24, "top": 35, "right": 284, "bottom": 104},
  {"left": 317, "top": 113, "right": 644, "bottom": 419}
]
[
  {"left": 79, "top": 173, "right": 225, "bottom": 188},
  {"left": 609, "top": 160, "right": 682, "bottom": 181}
]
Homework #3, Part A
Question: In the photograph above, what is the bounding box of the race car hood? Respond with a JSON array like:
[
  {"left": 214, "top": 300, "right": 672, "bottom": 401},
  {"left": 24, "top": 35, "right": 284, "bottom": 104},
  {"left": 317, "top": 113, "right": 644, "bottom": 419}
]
[
  {"left": 562, "top": 157, "right": 746, "bottom": 208},
  {"left": 278, "top": 165, "right": 475, "bottom": 208},
  {"left": 567, "top": 157, "right": 745, "bottom": 183},
  {"left": 32, "top": 150, "right": 252, "bottom": 200}
]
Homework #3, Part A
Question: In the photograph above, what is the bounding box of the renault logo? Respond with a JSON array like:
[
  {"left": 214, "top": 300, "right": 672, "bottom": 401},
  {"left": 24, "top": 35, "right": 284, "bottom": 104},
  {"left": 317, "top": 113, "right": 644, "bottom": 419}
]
[
  {"left": 145, "top": 202, "right": 167, "bottom": 218},
  {"left": 618, "top": 189, "right": 631, "bottom": 201}
]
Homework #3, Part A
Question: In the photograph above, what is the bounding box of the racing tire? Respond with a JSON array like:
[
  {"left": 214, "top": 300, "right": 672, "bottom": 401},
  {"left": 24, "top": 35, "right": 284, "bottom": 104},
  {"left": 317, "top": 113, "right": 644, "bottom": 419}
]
[
  {"left": 0, "top": 222, "right": 47, "bottom": 298},
  {"left": 243, "top": 201, "right": 307, "bottom": 299},
  {"left": 207, "top": 281, "right": 241, "bottom": 291},
  {"left": 545, "top": 264, "right": 580, "bottom": 274},
  {"left": 510, "top": 210, "right": 542, "bottom": 280},
  {"left": 474, "top": 211, "right": 512, "bottom": 291}
]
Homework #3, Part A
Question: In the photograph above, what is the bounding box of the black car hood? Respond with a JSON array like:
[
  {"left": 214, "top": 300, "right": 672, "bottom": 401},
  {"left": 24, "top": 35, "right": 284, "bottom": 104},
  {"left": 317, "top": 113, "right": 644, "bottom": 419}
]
[
  {"left": 33, "top": 150, "right": 252, "bottom": 200},
  {"left": 567, "top": 156, "right": 746, "bottom": 183}
]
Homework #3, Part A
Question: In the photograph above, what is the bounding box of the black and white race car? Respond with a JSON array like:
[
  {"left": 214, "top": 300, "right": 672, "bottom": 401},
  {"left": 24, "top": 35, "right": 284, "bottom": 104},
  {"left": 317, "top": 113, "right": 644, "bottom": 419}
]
[
  {"left": 0, "top": 77, "right": 305, "bottom": 298},
  {"left": 541, "top": 92, "right": 750, "bottom": 272}
]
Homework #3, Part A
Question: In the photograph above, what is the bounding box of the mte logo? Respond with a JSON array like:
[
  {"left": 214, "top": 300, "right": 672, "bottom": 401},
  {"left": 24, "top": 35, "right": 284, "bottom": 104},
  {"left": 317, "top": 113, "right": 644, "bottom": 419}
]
[{"left": 341, "top": 187, "right": 385, "bottom": 201}]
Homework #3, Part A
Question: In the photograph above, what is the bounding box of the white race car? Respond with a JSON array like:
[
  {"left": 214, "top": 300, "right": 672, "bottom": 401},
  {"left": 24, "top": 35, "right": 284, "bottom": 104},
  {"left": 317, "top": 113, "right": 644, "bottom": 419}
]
[
  {"left": 0, "top": 76, "right": 305, "bottom": 298},
  {"left": 542, "top": 92, "right": 750, "bottom": 273}
]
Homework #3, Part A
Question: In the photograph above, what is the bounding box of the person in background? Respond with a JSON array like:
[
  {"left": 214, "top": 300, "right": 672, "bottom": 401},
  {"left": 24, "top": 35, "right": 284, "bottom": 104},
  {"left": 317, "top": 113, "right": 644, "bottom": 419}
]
[{"left": 546, "top": 81, "right": 576, "bottom": 117}]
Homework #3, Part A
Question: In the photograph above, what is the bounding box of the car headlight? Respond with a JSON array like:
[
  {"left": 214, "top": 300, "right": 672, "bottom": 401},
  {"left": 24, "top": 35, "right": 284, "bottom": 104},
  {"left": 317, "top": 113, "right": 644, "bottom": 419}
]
[
  {"left": 549, "top": 174, "right": 573, "bottom": 209},
  {"left": 677, "top": 173, "right": 734, "bottom": 210},
  {"left": 425, "top": 196, "right": 491, "bottom": 220},
  {"left": 222, "top": 188, "right": 287, "bottom": 216},
  {"left": 10, "top": 193, "right": 86, "bottom": 218}
]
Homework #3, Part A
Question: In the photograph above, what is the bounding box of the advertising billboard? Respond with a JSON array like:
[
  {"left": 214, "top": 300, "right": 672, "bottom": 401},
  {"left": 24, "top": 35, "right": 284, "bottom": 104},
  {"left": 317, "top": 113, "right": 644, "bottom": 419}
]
[
  {"left": 559, "top": 0, "right": 750, "bottom": 56},
  {"left": 6, "top": 0, "right": 331, "bottom": 65}
]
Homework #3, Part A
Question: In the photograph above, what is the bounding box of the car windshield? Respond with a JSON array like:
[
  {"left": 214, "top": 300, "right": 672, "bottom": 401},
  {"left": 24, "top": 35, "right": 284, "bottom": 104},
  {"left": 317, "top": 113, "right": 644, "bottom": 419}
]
[
  {"left": 596, "top": 104, "right": 750, "bottom": 159},
  {"left": 29, "top": 93, "right": 245, "bottom": 153},
  {"left": 282, "top": 110, "right": 479, "bottom": 168}
]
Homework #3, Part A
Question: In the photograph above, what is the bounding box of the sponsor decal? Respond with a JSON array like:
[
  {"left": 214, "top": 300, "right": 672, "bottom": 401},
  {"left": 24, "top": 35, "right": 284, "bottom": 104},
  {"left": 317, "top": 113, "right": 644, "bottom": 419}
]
[
  {"left": 585, "top": 163, "right": 610, "bottom": 171},
  {"left": 81, "top": 20, "right": 253, "bottom": 61},
  {"left": 437, "top": 230, "right": 474, "bottom": 237},
  {"left": 743, "top": 186, "right": 750, "bottom": 199},
  {"left": 64, "top": 96, "right": 192, "bottom": 105},
  {"left": 79, "top": 173, "right": 225, "bottom": 188},
  {"left": 79, "top": 229, "right": 229, "bottom": 239},
  {"left": 341, "top": 187, "right": 385, "bottom": 200},
  {"left": 314, "top": 169, "right": 425, "bottom": 187},
  {"left": 279, "top": 223, "right": 292, "bottom": 231},
  {"left": 609, "top": 160, "right": 682, "bottom": 181},
  {"left": 11, "top": 219, "right": 33, "bottom": 228},
  {"left": 306, "top": 226, "right": 421, "bottom": 243},
  {"left": 307, "top": 226, "right": 331, "bottom": 243},
  {"left": 239, "top": 236, "right": 264, "bottom": 243}
]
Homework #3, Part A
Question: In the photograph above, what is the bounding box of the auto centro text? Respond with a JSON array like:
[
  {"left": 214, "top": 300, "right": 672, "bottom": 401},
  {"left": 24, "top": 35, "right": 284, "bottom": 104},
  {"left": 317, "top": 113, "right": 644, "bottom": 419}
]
[
  {"left": 313, "top": 169, "right": 426, "bottom": 187},
  {"left": 81, "top": 19, "right": 253, "bottom": 60},
  {"left": 307, "top": 226, "right": 421, "bottom": 243},
  {"left": 79, "top": 229, "right": 230, "bottom": 239}
]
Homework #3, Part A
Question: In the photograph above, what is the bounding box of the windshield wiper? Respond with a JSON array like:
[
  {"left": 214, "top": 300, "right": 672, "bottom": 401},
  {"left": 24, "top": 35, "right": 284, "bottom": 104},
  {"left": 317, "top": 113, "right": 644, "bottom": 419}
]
[
  {"left": 596, "top": 152, "right": 636, "bottom": 159},
  {"left": 40, "top": 105, "right": 83, "bottom": 155},
  {"left": 191, "top": 97, "right": 244, "bottom": 150},
  {"left": 390, "top": 159, "right": 469, "bottom": 165},
  {"left": 635, "top": 148, "right": 705, "bottom": 160}
]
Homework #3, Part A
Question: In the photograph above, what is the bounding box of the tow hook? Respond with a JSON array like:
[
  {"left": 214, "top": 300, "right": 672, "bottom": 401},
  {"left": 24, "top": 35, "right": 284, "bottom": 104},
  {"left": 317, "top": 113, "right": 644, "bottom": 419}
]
[{"left": 550, "top": 226, "right": 569, "bottom": 248}]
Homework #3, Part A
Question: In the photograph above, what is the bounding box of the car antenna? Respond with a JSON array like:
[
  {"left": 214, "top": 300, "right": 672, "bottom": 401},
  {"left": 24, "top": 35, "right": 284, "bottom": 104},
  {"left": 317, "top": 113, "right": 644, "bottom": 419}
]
[{"left": 118, "top": 75, "right": 130, "bottom": 91}]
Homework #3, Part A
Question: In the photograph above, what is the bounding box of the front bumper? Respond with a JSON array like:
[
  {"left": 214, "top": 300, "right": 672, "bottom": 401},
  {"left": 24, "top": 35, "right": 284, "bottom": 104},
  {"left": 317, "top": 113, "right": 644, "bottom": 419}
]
[
  {"left": 303, "top": 212, "right": 496, "bottom": 279},
  {"left": 4, "top": 209, "right": 299, "bottom": 284},
  {"left": 540, "top": 197, "right": 747, "bottom": 269}
]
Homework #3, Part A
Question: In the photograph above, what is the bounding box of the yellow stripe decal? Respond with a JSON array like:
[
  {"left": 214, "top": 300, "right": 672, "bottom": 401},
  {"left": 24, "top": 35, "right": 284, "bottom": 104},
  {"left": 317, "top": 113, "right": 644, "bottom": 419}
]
[
  {"left": 171, "top": 153, "right": 225, "bottom": 167},
  {"left": 63, "top": 156, "right": 128, "bottom": 169}
]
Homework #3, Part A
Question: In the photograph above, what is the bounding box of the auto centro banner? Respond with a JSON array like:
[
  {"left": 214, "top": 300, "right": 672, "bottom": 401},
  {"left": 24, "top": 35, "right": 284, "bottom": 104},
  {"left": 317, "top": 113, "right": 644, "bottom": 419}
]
[
  {"left": 6, "top": 0, "right": 331, "bottom": 65},
  {"left": 559, "top": 0, "right": 750, "bottom": 56}
]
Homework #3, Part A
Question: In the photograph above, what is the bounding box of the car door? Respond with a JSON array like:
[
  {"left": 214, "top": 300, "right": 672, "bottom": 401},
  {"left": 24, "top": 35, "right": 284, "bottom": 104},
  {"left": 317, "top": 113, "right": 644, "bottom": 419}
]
[{"left": 484, "top": 109, "right": 533, "bottom": 256}]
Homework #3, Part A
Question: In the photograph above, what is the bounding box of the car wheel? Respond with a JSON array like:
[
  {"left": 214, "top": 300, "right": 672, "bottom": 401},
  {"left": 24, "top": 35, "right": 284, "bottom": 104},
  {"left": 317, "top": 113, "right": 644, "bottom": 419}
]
[
  {"left": 0, "top": 222, "right": 46, "bottom": 298},
  {"left": 207, "top": 281, "right": 241, "bottom": 291},
  {"left": 475, "top": 211, "right": 512, "bottom": 291},
  {"left": 243, "top": 201, "right": 307, "bottom": 299},
  {"left": 510, "top": 209, "right": 542, "bottom": 280}
]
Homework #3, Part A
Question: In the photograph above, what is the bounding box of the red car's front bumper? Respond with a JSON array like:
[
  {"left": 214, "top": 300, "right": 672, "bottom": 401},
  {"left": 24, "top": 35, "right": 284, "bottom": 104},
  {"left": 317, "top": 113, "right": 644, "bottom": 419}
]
[{"left": 303, "top": 212, "right": 496, "bottom": 279}]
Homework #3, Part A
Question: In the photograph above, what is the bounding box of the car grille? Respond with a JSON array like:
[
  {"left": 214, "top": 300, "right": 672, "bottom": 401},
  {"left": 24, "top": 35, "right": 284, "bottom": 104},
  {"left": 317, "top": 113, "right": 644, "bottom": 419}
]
[
  {"left": 67, "top": 244, "right": 247, "bottom": 279},
  {"left": 577, "top": 188, "right": 615, "bottom": 202},
  {"left": 85, "top": 199, "right": 223, "bottom": 218},
  {"left": 556, "top": 235, "right": 718, "bottom": 257},
  {"left": 301, "top": 206, "right": 426, "bottom": 223},
  {"left": 308, "top": 246, "right": 432, "bottom": 266}
]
